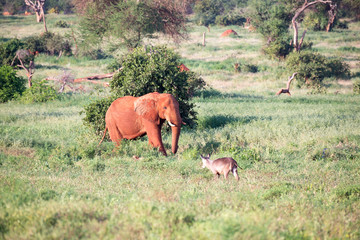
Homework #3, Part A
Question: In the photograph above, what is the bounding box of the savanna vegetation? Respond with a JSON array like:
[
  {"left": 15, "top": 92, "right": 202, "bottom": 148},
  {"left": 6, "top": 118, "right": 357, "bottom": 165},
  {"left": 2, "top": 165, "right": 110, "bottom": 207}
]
[{"left": 0, "top": 0, "right": 360, "bottom": 239}]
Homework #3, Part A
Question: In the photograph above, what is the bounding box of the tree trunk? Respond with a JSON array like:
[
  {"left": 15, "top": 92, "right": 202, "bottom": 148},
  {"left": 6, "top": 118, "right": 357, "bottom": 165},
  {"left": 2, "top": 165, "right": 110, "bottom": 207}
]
[
  {"left": 35, "top": 11, "right": 42, "bottom": 22},
  {"left": 41, "top": 6, "right": 47, "bottom": 32},
  {"left": 326, "top": 3, "right": 337, "bottom": 32},
  {"left": 292, "top": 0, "right": 332, "bottom": 51}
]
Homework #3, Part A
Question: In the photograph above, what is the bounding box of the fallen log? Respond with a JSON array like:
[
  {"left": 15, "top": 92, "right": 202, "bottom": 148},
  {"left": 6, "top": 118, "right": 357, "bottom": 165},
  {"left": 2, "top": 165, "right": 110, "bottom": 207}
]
[{"left": 73, "top": 72, "right": 114, "bottom": 83}]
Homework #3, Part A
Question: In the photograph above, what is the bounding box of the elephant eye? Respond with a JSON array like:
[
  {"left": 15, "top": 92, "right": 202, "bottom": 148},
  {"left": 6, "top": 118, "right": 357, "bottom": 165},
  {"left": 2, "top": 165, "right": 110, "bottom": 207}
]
[{"left": 163, "top": 107, "right": 167, "bottom": 109}]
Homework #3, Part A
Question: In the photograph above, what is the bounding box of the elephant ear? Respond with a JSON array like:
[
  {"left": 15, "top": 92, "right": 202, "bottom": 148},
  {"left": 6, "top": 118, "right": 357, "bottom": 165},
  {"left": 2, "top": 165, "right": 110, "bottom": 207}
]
[{"left": 134, "top": 97, "right": 160, "bottom": 124}]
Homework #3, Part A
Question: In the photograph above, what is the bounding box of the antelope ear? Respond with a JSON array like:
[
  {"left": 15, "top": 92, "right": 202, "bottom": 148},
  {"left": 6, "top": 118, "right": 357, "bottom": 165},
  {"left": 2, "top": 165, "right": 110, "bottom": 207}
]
[{"left": 134, "top": 97, "right": 160, "bottom": 124}]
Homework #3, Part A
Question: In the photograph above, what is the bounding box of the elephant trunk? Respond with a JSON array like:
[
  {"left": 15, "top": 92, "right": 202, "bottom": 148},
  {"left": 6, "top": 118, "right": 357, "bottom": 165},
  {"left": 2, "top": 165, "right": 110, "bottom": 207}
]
[{"left": 171, "top": 125, "right": 181, "bottom": 154}]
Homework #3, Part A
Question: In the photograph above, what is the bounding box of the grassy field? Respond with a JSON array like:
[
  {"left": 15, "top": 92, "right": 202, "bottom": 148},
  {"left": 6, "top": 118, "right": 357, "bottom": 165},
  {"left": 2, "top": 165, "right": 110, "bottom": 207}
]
[{"left": 1, "top": 14, "right": 360, "bottom": 239}]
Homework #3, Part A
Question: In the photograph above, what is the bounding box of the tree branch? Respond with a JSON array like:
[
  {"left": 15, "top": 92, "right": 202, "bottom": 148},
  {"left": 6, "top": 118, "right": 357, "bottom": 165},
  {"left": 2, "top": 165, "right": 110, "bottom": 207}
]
[{"left": 276, "top": 72, "right": 298, "bottom": 96}]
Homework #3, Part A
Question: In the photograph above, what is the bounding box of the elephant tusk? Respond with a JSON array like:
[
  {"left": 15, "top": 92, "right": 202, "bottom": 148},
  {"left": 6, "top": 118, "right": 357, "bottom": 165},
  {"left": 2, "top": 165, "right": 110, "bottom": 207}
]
[{"left": 168, "top": 121, "right": 176, "bottom": 127}]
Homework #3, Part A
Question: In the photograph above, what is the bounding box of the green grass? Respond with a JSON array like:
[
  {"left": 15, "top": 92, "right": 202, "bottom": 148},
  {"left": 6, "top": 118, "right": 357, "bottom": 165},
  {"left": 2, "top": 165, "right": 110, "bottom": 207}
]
[{"left": 1, "top": 14, "right": 360, "bottom": 239}]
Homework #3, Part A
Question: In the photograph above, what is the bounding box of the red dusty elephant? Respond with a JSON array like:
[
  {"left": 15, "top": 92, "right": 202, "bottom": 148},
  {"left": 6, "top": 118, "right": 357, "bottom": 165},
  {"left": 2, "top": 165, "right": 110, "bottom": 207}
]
[{"left": 99, "top": 92, "right": 183, "bottom": 156}]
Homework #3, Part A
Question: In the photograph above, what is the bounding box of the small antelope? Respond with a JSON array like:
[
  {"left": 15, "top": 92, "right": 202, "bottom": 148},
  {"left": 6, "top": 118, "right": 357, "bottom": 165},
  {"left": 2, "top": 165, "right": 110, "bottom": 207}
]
[{"left": 200, "top": 154, "right": 240, "bottom": 181}]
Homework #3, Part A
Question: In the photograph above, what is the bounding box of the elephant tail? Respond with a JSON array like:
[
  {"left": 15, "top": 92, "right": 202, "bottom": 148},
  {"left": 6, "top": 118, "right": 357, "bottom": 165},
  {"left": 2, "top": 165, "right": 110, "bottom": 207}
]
[{"left": 98, "top": 127, "right": 108, "bottom": 146}]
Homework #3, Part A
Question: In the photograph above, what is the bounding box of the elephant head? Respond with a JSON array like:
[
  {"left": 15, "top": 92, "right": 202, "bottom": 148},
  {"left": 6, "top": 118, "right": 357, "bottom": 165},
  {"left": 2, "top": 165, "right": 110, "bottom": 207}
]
[{"left": 134, "top": 93, "right": 182, "bottom": 154}]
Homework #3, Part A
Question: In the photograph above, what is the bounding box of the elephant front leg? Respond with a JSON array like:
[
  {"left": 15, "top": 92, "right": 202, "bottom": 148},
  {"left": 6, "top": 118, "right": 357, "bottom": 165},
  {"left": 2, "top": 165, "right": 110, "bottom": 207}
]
[{"left": 144, "top": 122, "right": 167, "bottom": 156}]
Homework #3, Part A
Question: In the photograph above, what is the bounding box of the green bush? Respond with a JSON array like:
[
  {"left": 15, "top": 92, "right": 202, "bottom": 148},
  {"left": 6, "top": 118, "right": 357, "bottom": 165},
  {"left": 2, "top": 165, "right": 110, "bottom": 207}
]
[
  {"left": 194, "top": 0, "right": 224, "bottom": 27},
  {"left": 215, "top": 14, "right": 246, "bottom": 26},
  {"left": 0, "top": 38, "right": 27, "bottom": 66},
  {"left": 54, "top": 20, "right": 70, "bottom": 28},
  {"left": 263, "top": 37, "right": 293, "bottom": 59},
  {"left": 83, "top": 46, "right": 205, "bottom": 134},
  {"left": 0, "top": 65, "right": 26, "bottom": 103},
  {"left": 23, "top": 32, "right": 72, "bottom": 56},
  {"left": 335, "top": 185, "right": 360, "bottom": 200},
  {"left": 354, "top": 80, "right": 360, "bottom": 94},
  {"left": 285, "top": 51, "right": 350, "bottom": 89},
  {"left": 303, "top": 11, "right": 328, "bottom": 31},
  {"left": 20, "top": 80, "right": 59, "bottom": 103},
  {"left": 82, "top": 97, "right": 115, "bottom": 135},
  {"left": 326, "top": 58, "right": 350, "bottom": 78},
  {"left": 235, "top": 63, "right": 258, "bottom": 73}
]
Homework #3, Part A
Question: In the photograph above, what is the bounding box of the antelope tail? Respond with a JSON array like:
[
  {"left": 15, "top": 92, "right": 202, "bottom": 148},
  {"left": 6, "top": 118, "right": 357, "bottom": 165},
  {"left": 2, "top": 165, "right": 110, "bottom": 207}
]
[
  {"left": 235, "top": 161, "right": 243, "bottom": 170},
  {"left": 98, "top": 127, "right": 108, "bottom": 146}
]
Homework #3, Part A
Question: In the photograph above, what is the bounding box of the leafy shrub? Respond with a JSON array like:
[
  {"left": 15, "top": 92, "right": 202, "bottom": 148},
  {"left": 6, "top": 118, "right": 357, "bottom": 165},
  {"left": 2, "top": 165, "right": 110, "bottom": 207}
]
[
  {"left": 0, "top": 65, "right": 26, "bottom": 103},
  {"left": 335, "top": 185, "right": 360, "bottom": 200},
  {"left": 83, "top": 46, "right": 205, "bottom": 134},
  {"left": 286, "top": 51, "right": 350, "bottom": 89},
  {"left": 263, "top": 37, "right": 293, "bottom": 59},
  {"left": 20, "top": 80, "right": 59, "bottom": 103},
  {"left": 23, "top": 32, "right": 72, "bottom": 56},
  {"left": 82, "top": 97, "right": 115, "bottom": 134},
  {"left": 235, "top": 63, "right": 258, "bottom": 73},
  {"left": 303, "top": 11, "right": 328, "bottom": 31},
  {"left": 0, "top": 38, "right": 25, "bottom": 66},
  {"left": 326, "top": 58, "right": 350, "bottom": 78},
  {"left": 215, "top": 14, "right": 246, "bottom": 26},
  {"left": 54, "top": 20, "right": 70, "bottom": 28},
  {"left": 249, "top": 1, "right": 291, "bottom": 42},
  {"left": 354, "top": 79, "right": 360, "bottom": 94},
  {"left": 42, "top": 32, "right": 72, "bottom": 56},
  {"left": 48, "top": 7, "right": 59, "bottom": 14},
  {"left": 194, "top": 0, "right": 224, "bottom": 27},
  {"left": 77, "top": 48, "right": 109, "bottom": 60}
]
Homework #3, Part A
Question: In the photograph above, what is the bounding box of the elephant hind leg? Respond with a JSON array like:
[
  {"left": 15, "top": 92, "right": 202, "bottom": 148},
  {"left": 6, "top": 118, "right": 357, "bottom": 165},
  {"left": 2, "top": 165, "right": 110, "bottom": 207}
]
[{"left": 108, "top": 124, "right": 123, "bottom": 148}]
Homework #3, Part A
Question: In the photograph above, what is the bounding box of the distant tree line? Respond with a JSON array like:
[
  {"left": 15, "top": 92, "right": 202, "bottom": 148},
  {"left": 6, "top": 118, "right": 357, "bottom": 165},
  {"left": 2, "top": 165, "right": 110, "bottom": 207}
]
[{"left": 0, "top": 0, "right": 73, "bottom": 14}]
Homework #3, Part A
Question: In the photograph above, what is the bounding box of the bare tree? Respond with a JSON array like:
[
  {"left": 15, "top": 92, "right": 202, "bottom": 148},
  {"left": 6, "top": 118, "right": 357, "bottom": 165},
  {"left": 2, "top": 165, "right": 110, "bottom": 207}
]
[
  {"left": 12, "top": 50, "right": 35, "bottom": 88},
  {"left": 24, "top": 0, "right": 47, "bottom": 32},
  {"left": 292, "top": 0, "right": 332, "bottom": 51},
  {"left": 326, "top": 3, "right": 337, "bottom": 32}
]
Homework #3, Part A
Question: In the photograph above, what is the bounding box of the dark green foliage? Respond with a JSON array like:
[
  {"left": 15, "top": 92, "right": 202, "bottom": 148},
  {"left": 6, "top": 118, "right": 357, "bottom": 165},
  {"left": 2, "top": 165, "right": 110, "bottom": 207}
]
[
  {"left": 20, "top": 80, "right": 59, "bottom": 103},
  {"left": 0, "top": 0, "right": 25, "bottom": 14},
  {"left": 354, "top": 80, "right": 360, "bottom": 94},
  {"left": 40, "top": 189, "right": 58, "bottom": 201},
  {"left": 235, "top": 63, "right": 258, "bottom": 73},
  {"left": 249, "top": 0, "right": 291, "bottom": 42},
  {"left": 263, "top": 37, "right": 293, "bottom": 59},
  {"left": 23, "top": 32, "right": 72, "bottom": 56},
  {"left": 111, "top": 46, "right": 205, "bottom": 126},
  {"left": 44, "top": 0, "right": 74, "bottom": 14},
  {"left": 335, "top": 185, "right": 360, "bottom": 200},
  {"left": 0, "top": 65, "right": 26, "bottom": 103},
  {"left": 82, "top": 97, "right": 114, "bottom": 135},
  {"left": 77, "top": 48, "right": 109, "bottom": 60},
  {"left": 303, "top": 11, "right": 328, "bottom": 31},
  {"left": 194, "top": 0, "right": 225, "bottom": 27},
  {"left": 248, "top": 0, "right": 292, "bottom": 58},
  {"left": 79, "top": 0, "right": 187, "bottom": 49},
  {"left": 326, "top": 58, "right": 350, "bottom": 78},
  {"left": 215, "top": 13, "right": 246, "bottom": 26},
  {"left": 93, "top": 162, "right": 106, "bottom": 172},
  {"left": 54, "top": 20, "right": 70, "bottom": 28},
  {"left": 0, "top": 38, "right": 25, "bottom": 66},
  {"left": 286, "top": 51, "right": 350, "bottom": 89}
]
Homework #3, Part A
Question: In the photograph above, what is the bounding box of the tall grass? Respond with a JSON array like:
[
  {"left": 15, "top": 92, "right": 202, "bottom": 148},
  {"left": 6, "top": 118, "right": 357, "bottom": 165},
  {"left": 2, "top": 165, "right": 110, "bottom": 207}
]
[{"left": 1, "top": 92, "right": 360, "bottom": 239}]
